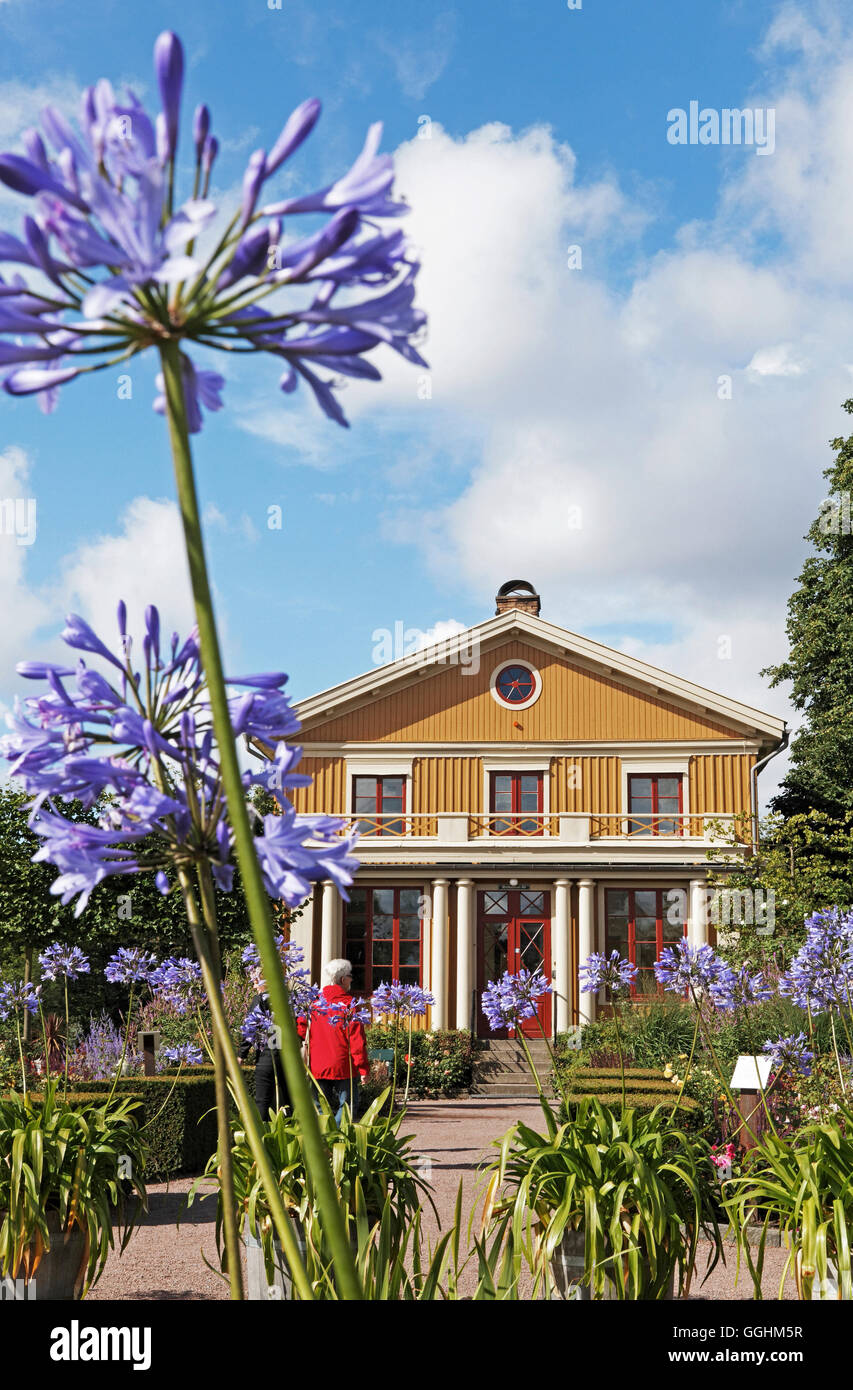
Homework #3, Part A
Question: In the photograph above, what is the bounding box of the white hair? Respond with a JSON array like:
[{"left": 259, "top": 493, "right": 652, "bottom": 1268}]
[{"left": 323, "top": 958, "right": 353, "bottom": 987}]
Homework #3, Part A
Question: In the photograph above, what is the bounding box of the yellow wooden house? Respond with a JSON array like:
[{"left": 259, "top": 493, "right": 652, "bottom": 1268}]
[{"left": 259, "top": 581, "right": 786, "bottom": 1038}]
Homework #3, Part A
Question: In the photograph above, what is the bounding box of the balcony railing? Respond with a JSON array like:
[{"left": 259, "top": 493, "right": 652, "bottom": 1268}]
[{"left": 339, "top": 811, "right": 742, "bottom": 846}]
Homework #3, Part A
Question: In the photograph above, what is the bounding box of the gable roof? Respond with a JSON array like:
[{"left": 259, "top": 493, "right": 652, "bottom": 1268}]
[{"left": 291, "top": 609, "right": 787, "bottom": 746}]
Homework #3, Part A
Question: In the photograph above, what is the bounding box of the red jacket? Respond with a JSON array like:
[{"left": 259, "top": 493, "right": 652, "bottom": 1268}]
[{"left": 300, "top": 984, "right": 370, "bottom": 1081}]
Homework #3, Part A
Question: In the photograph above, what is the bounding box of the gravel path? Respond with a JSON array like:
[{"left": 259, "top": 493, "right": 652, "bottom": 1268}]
[{"left": 89, "top": 1097, "right": 797, "bottom": 1301}]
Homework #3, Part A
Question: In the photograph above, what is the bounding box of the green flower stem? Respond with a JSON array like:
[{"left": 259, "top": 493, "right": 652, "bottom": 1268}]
[
  {"left": 159, "top": 338, "right": 361, "bottom": 1301},
  {"left": 195, "top": 862, "right": 245, "bottom": 1301},
  {"left": 63, "top": 978, "right": 70, "bottom": 1099},
  {"left": 612, "top": 1000, "right": 626, "bottom": 1113},
  {"left": 105, "top": 984, "right": 136, "bottom": 1108},
  {"left": 176, "top": 864, "right": 313, "bottom": 1299},
  {"left": 403, "top": 1014, "right": 414, "bottom": 1105},
  {"left": 37, "top": 1001, "right": 51, "bottom": 1084},
  {"left": 668, "top": 1007, "right": 701, "bottom": 1125},
  {"left": 14, "top": 1011, "right": 26, "bottom": 1096},
  {"left": 532, "top": 1015, "right": 570, "bottom": 1115}
]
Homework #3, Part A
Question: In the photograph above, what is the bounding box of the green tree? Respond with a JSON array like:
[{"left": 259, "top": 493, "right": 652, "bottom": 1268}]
[
  {"left": 764, "top": 400, "right": 853, "bottom": 817},
  {"left": 707, "top": 811, "right": 853, "bottom": 966}
]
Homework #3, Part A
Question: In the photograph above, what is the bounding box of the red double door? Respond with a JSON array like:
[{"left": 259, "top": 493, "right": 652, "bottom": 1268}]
[{"left": 476, "top": 888, "right": 552, "bottom": 1038}]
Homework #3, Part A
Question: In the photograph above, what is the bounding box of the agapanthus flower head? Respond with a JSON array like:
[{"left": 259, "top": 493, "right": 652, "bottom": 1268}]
[
  {"left": 778, "top": 906, "right": 853, "bottom": 1015},
  {"left": 241, "top": 1002, "right": 277, "bottom": 1051},
  {"left": 481, "top": 968, "right": 552, "bottom": 1032},
  {"left": 763, "top": 1032, "right": 815, "bottom": 1078},
  {"left": 370, "top": 980, "right": 435, "bottom": 1018},
  {"left": 579, "top": 951, "right": 637, "bottom": 996},
  {"left": 0, "top": 979, "right": 40, "bottom": 1019},
  {"left": 708, "top": 963, "right": 774, "bottom": 1011},
  {"left": 2, "top": 602, "right": 359, "bottom": 916},
  {"left": 162, "top": 1042, "right": 204, "bottom": 1067},
  {"left": 150, "top": 955, "right": 204, "bottom": 1015},
  {"left": 104, "top": 947, "right": 159, "bottom": 986},
  {"left": 654, "top": 940, "right": 729, "bottom": 995},
  {"left": 38, "top": 941, "right": 90, "bottom": 981},
  {"left": 322, "top": 997, "right": 371, "bottom": 1030},
  {"left": 0, "top": 30, "right": 425, "bottom": 428}
]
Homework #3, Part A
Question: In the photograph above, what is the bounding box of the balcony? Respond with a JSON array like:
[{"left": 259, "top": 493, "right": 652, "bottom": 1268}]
[{"left": 335, "top": 812, "right": 745, "bottom": 866}]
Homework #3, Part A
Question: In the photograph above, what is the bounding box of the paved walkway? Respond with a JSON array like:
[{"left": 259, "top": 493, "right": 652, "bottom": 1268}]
[{"left": 90, "top": 1097, "right": 797, "bottom": 1300}]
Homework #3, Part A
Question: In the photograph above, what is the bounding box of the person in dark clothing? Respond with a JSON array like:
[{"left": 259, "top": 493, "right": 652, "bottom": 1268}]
[{"left": 239, "top": 968, "right": 290, "bottom": 1118}]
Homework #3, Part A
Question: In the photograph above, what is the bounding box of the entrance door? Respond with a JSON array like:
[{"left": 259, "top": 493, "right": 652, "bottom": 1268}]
[{"left": 477, "top": 888, "right": 552, "bottom": 1038}]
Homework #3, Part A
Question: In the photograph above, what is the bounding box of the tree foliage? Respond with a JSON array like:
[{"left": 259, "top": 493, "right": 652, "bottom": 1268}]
[{"left": 763, "top": 399, "right": 853, "bottom": 818}]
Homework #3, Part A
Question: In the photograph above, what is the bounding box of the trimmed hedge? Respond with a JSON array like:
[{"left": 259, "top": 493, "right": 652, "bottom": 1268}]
[
  {"left": 69, "top": 1074, "right": 218, "bottom": 1178},
  {"left": 560, "top": 1092, "right": 698, "bottom": 1115},
  {"left": 552, "top": 1064, "right": 698, "bottom": 1119}
]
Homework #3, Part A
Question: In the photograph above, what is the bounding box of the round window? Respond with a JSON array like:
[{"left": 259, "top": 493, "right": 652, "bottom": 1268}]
[{"left": 489, "top": 660, "right": 542, "bottom": 709}]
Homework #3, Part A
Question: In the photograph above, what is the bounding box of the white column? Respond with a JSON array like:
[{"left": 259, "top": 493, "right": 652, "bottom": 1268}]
[
  {"left": 320, "top": 879, "right": 340, "bottom": 974},
  {"left": 577, "top": 878, "right": 596, "bottom": 1022},
  {"left": 690, "top": 878, "right": 708, "bottom": 948},
  {"left": 430, "top": 879, "right": 449, "bottom": 1030},
  {"left": 289, "top": 891, "right": 314, "bottom": 966},
  {"left": 553, "top": 879, "right": 571, "bottom": 1036},
  {"left": 455, "top": 879, "right": 475, "bottom": 1034}
]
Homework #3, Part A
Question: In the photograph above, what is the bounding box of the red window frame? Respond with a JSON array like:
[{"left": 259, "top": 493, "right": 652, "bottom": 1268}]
[
  {"left": 489, "top": 771, "right": 544, "bottom": 835},
  {"left": 342, "top": 886, "right": 423, "bottom": 995},
  {"left": 604, "top": 888, "right": 687, "bottom": 996},
  {"left": 627, "top": 774, "right": 683, "bottom": 836},
  {"left": 494, "top": 663, "right": 536, "bottom": 706},
  {"left": 352, "top": 775, "right": 406, "bottom": 835}
]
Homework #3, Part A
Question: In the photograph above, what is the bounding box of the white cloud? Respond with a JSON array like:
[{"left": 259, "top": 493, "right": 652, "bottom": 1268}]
[{"left": 57, "top": 496, "right": 197, "bottom": 647}]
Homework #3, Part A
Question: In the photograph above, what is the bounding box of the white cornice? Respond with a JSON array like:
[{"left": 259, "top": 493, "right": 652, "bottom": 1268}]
[
  {"left": 294, "top": 738, "right": 764, "bottom": 759},
  {"left": 292, "top": 610, "right": 786, "bottom": 744}
]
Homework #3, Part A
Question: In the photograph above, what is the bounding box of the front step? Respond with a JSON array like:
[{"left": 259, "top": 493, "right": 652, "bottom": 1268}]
[{"left": 471, "top": 1038, "right": 554, "bottom": 1098}]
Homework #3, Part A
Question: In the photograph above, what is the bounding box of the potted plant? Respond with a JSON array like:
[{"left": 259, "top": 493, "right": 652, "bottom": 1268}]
[{"left": 0, "top": 1082, "right": 147, "bottom": 1299}]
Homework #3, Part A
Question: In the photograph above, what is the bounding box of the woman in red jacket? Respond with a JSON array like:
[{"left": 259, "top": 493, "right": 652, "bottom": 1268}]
[{"left": 303, "top": 959, "right": 370, "bottom": 1121}]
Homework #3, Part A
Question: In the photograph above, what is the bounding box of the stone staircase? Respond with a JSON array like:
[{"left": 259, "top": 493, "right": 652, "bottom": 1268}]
[{"left": 469, "top": 1038, "right": 554, "bottom": 1099}]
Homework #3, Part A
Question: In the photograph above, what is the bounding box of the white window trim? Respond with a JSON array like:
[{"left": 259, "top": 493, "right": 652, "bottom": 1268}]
[
  {"left": 488, "top": 657, "right": 543, "bottom": 710},
  {"left": 619, "top": 756, "right": 690, "bottom": 837},
  {"left": 345, "top": 757, "right": 414, "bottom": 827},
  {"left": 482, "top": 759, "right": 551, "bottom": 835}
]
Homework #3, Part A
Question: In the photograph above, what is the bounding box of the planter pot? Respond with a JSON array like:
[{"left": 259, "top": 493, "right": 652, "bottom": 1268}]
[
  {"left": 550, "top": 1228, "right": 675, "bottom": 1302},
  {"left": 244, "top": 1223, "right": 307, "bottom": 1301},
  {"left": 0, "top": 1211, "right": 90, "bottom": 1301}
]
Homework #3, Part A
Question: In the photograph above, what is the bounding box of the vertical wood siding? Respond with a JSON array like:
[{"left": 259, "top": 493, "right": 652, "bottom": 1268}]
[{"left": 689, "top": 754, "right": 755, "bottom": 838}]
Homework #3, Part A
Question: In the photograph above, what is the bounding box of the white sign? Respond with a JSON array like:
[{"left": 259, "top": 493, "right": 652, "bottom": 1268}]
[{"left": 730, "top": 1054, "right": 773, "bottom": 1091}]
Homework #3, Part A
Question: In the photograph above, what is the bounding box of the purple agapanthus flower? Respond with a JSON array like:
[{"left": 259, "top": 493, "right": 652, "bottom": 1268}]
[
  {"left": 0, "top": 31, "right": 425, "bottom": 426},
  {"left": 104, "top": 947, "right": 159, "bottom": 986},
  {"left": 708, "top": 963, "right": 774, "bottom": 1011},
  {"left": 579, "top": 951, "right": 637, "bottom": 996},
  {"left": 654, "top": 941, "right": 730, "bottom": 995},
  {"left": 1, "top": 602, "right": 359, "bottom": 915},
  {"left": 38, "top": 941, "right": 90, "bottom": 981},
  {"left": 0, "top": 979, "right": 40, "bottom": 1020},
  {"left": 241, "top": 1002, "right": 278, "bottom": 1051},
  {"left": 481, "top": 968, "right": 552, "bottom": 1032},
  {"left": 150, "top": 956, "right": 205, "bottom": 1015},
  {"left": 371, "top": 980, "right": 435, "bottom": 1018},
  {"left": 323, "top": 997, "right": 372, "bottom": 1030},
  {"left": 762, "top": 1032, "right": 814, "bottom": 1078},
  {"left": 778, "top": 907, "right": 853, "bottom": 1015},
  {"left": 162, "top": 1042, "right": 204, "bottom": 1067}
]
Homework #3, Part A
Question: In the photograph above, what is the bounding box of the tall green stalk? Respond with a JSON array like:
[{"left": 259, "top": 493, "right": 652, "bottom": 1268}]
[
  {"left": 159, "top": 340, "right": 361, "bottom": 1301},
  {"left": 195, "top": 862, "right": 244, "bottom": 1300}
]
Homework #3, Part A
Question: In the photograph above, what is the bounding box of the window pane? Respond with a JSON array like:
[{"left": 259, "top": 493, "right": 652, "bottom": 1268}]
[
  {"left": 635, "top": 891, "right": 658, "bottom": 918},
  {"left": 345, "top": 919, "right": 365, "bottom": 940},
  {"left": 520, "top": 775, "right": 540, "bottom": 796},
  {"left": 656, "top": 778, "right": 680, "bottom": 798},
  {"left": 630, "top": 778, "right": 652, "bottom": 801},
  {"left": 354, "top": 777, "right": 377, "bottom": 801},
  {"left": 399, "top": 966, "right": 420, "bottom": 984},
  {"left": 351, "top": 964, "right": 366, "bottom": 991},
  {"left": 606, "top": 921, "right": 629, "bottom": 953},
  {"left": 493, "top": 791, "right": 512, "bottom": 813},
  {"left": 607, "top": 890, "right": 629, "bottom": 918},
  {"left": 520, "top": 790, "right": 539, "bottom": 812},
  {"left": 521, "top": 891, "right": 544, "bottom": 914},
  {"left": 485, "top": 892, "right": 508, "bottom": 914},
  {"left": 636, "top": 942, "right": 657, "bottom": 970},
  {"left": 349, "top": 888, "right": 368, "bottom": 912},
  {"left": 373, "top": 966, "right": 392, "bottom": 987},
  {"left": 348, "top": 941, "right": 365, "bottom": 966},
  {"left": 493, "top": 775, "right": 512, "bottom": 795},
  {"left": 635, "top": 916, "right": 657, "bottom": 940},
  {"left": 373, "top": 913, "right": 394, "bottom": 940},
  {"left": 373, "top": 888, "right": 394, "bottom": 915},
  {"left": 399, "top": 889, "right": 421, "bottom": 915},
  {"left": 373, "top": 940, "right": 393, "bottom": 966},
  {"left": 398, "top": 915, "right": 420, "bottom": 940},
  {"left": 399, "top": 940, "right": 420, "bottom": 967},
  {"left": 381, "top": 777, "right": 403, "bottom": 799}
]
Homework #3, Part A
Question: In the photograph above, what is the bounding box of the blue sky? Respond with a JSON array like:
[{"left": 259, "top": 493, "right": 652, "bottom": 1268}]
[{"left": 1, "top": 0, "right": 851, "bottom": 799}]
